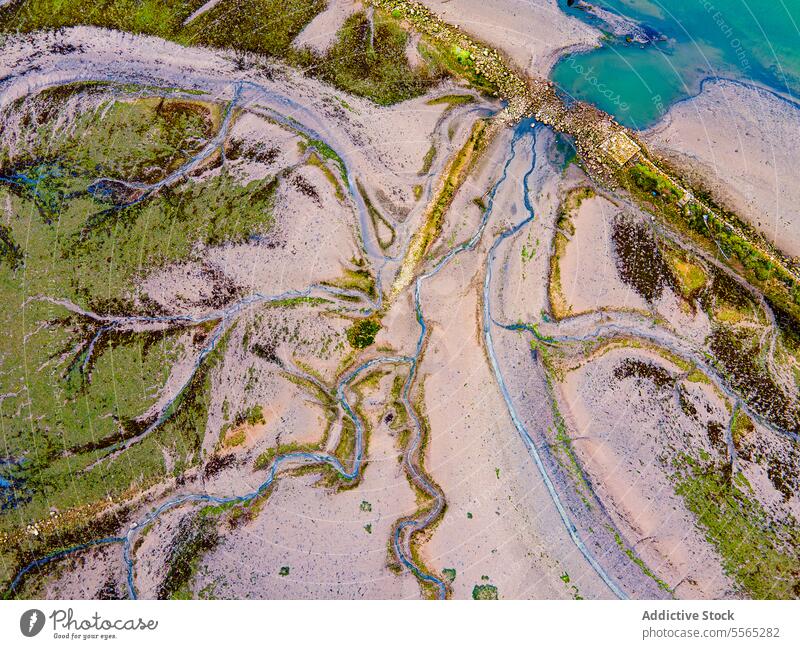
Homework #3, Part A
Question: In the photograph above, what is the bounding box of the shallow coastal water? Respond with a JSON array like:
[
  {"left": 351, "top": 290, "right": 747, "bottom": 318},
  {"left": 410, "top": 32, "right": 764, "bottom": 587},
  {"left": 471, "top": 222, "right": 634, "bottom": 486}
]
[{"left": 551, "top": 0, "right": 800, "bottom": 128}]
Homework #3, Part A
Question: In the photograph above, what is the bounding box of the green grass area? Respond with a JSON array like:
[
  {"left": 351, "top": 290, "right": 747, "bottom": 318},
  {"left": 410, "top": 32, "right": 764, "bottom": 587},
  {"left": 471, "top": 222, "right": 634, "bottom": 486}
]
[
  {"left": 471, "top": 583, "right": 498, "bottom": 600},
  {"left": 0, "top": 2, "right": 441, "bottom": 107},
  {"left": 296, "top": 10, "right": 443, "bottom": 106},
  {"left": 629, "top": 163, "right": 682, "bottom": 202},
  {"left": 0, "top": 0, "right": 203, "bottom": 38},
  {"left": 673, "top": 455, "right": 800, "bottom": 598},
  {"left": 2, "top": 88, "right": 274, "bottom": 311},
  {"left": 297, "top": 137, "right": 348, "bottom": 183},
  {"left": 306, "top": 152, "right": 344, "bottom": 201},
  {"left": 4, "top": 333, "right": 226, "bottom": 593},
  {"left": 0, "top": 84, "right": 277, "bottom": 553},
  {"left": 253, "top": 441, "right": 319, "bottom": 471},
  {"left": 675, "top": 256, "right": 711, "bottom": 295},
  {"left": 544, "top": 358, "right": 592, "bottom": 506},
  {"left": 355, "top": 179, "right": 396, "bottom": 249},
  {"left": 183, "top": 0, "right": 324, "bottom": 58},
  {"left": 322, "top": 258, "right": 377, "bottom": 299},
  {"left": 0, "top": 0, "right": 323, "bottom": 61},
  {"left": 222, "top": 429, "right": 246, "bottom": 447},
  {"left": 425, "top": 94, "right": 475, "bottom": 109},
  {"left": 548, "top": 231, "right": 571, "bottom": 320},
  {"left": 708, "top": 328, "right": 799, "bottom": 432},
  {"left": 612, "top": 529, "right": 671, "bottom": 592},
  {"left": 392, "top": 118, "right": 488, "bottom": 296},
  {"left": 418, "top": 39, "right": 499, "bottom": 97},
  {"left": 345, "top": 318, "right": 381, "bottom": 349},
  {"left": 418, "top": 144, "right": 436, "bottom": 175},
  {"left": 238, "top": 405, "right": 265, "bottom": 427},
  {"left": 2, "top": 86, "right": 216, "bottom": 182},
  {"left": 730, "top": 409, "right": 755, "bottom": 448}
]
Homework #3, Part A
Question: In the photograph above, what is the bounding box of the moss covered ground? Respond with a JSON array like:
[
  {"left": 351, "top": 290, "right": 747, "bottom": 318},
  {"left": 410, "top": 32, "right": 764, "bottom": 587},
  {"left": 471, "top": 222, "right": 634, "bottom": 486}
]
[{"left": 0, "top": 84, "right": 276, "bottom": 578}]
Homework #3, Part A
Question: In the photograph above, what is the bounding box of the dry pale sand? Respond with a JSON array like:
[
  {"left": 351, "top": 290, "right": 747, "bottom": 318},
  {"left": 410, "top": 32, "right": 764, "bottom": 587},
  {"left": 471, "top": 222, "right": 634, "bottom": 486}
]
[
  {"left": 417, "top": 129, "right": 616, "bottom": 599},
  {"left": 645, "top": 79, "right": 800, "bottom": 259},
  {"left": 558, "top": 193, "right": 647, "bottom": 315},
  {"left": 191, "top": 370, "right": 421, "bottom": 599},
  {"left": 417, "top": 0, "right": 600, "bottom": 73},
  {"left": 555, "top": 191, "right": 714, "bottom": 346}
]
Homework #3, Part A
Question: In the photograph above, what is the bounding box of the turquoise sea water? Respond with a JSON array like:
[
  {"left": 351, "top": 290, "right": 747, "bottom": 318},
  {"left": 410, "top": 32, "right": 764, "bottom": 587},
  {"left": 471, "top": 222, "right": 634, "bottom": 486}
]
[{"left": 551, "top": 0, "right": 800, "bottom": 128}]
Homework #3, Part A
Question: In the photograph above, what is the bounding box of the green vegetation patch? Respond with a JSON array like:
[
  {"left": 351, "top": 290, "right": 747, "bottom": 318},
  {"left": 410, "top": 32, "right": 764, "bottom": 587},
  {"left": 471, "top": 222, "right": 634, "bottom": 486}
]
[
  {"left": 0, "top": 0, "right": 203, "bottom": 40},
  {"left": 346, "top": 318, "right": 381, "bottom": 349},
  {"left": 418, "top": 39, "right": 498, "bottom": 97},
  {"left": 612, "top": 529, "right": 671, "bottom": 592},
  {"left": 708, "top": 328, "right": 799, "bottom": 433},
  {"left": 2, "top": 3, "right": 443, "bottom": 106},
  {"left": 472, "top": 583, "right": 498, "bottom": 600},
  {"left": 667, "top": 253, "right": 707, "bottom": 300},
  {"left": 0, "top": 83, "right": 272, "bottom": 542},
  {"left": 673, "top": 455, "right": 800, "bottom": 599},
  {"left": 418, "top": 144, "right": 436, "bottom": 175},
  {"left": 184, "top": 0, "right": 324, "bottom": 58},
  {"left": 356, "top": 179, "right": 396, "bottom": 249},
  {"left": 610, "top": 214, "right": 677, "bottom": 303},
  {"left": 3, "top": 88, "right": 215, "bottom": 186},
  {"left": 297, "top": 10, "right": 443, "bottom": 106}
]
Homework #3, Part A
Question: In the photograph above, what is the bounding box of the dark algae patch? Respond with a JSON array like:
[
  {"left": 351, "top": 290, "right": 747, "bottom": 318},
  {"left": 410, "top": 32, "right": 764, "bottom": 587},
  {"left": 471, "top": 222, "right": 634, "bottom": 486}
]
[
  {"left": 708, "top": 328, "right": 799, "bottom": 433},
  {"left": 157, "top": 509, "right": 220, "bottom": 599},
  {"left": 613, "top": 358, "right": 674, "bottom": 390},
  {"left": 611, "top": 214, "right": 676, "bottom": 303},
  {"left": 183, "top": 0, "right": 325, "bottom": 59}
]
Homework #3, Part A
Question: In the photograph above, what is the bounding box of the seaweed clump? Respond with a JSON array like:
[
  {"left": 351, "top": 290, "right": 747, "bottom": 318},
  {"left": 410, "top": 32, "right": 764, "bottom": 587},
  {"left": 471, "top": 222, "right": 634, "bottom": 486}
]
[
  {"left": 611, "top": 215, "right": 675, "bottom": 303},
  {"left": 613, "top": 358, "right": 674, "bottom": 390},
  {"left": 708, "top": 328, "right": 799, "bottom": 433}
]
